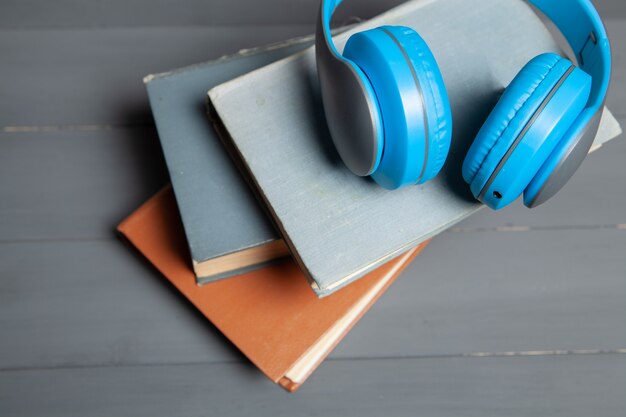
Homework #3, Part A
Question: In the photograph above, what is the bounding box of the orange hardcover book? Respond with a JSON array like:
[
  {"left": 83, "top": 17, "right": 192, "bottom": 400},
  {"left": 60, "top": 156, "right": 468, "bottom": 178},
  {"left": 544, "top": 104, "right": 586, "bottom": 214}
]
[{"left": 117, "top": 186, "right": 429, "bottom": 392}]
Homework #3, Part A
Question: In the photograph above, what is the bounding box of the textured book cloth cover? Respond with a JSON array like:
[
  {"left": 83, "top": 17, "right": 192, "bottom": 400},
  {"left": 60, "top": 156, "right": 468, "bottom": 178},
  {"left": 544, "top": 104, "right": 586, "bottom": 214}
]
[
  {"left": 117, "top": 187, "right": 428, "bottom": 392},
  {"left": 144, "top": 36, "right": 315, "bottom": 284},
  {"left": 209, "top": 0, "right": 623, "bottom": 296}
]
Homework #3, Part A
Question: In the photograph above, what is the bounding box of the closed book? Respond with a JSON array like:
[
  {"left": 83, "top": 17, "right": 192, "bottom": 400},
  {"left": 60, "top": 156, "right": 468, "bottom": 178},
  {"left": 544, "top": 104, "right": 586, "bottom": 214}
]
[
  {"left": 144, "top": 36, "right": 315, "bottom": 284},
  {"left": 208, "top": 0, "right": 622, "bottom": 296},
  {"left": 117, "top": 187, "right": 428, "bottom": 392}
]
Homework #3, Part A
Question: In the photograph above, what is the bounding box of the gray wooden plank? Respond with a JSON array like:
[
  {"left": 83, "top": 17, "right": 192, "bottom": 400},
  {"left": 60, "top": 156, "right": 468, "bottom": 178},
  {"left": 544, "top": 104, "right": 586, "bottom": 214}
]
[
  {"left": 335, "top": 227, "right": 626, "bottom": 358},
  {"left": 0, "top": 120, "right": 621, "bottom": 244},
  {"left": 1, "top": 354, "right": 624, "bottom": 417},
  {"left": 0, "top": 21, "right": 623, "bottom": 129},
  {"left": 597, "top": 0, "right": 626, "bottom": 19},
  {"left": 0, "top": 3, "right": 623, "bottom": 414},
  {"left": 0, "top": 129, "right": 168, "bottom": 241},
  {"left": 0, "top": 122, "right": 621, "bottom": 244},
  {"left": 0, "top": 25, "right": 311, "bottom": 127},
  {"left": 0, "top": 23, "right": 622, "bottom": 242},
  {"left": 0, "top": 0, "right": 623, "bottom": 29},
  {"left": 1, "top": 228, "right": 623, "bottom": 370},
  {"left": 0, "top": 239, "right": 241, "bottom": 370},
  {"left": 0, "top": 0, "right": 405, "bottom": 29}
]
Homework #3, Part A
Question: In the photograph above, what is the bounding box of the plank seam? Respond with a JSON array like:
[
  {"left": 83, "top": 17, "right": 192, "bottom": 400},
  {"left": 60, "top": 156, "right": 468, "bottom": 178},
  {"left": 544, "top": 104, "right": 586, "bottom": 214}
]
[{"left": 1, "top": 348, "right": 625, "bottom": 373}]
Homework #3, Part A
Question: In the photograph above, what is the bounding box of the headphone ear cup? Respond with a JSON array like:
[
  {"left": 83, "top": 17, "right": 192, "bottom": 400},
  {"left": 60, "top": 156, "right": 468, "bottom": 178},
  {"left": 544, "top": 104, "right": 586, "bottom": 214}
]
[
  {"left": 462, "top": 53, "right": 591, "bottom": 210},
  {"left": 343, "top": 26, "right": 452, "bottom": 189}
]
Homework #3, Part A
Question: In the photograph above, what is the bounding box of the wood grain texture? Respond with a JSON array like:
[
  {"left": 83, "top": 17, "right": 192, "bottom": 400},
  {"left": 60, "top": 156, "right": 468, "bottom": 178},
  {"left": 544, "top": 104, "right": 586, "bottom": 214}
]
[
  {"left": 0, "top": 121, "right": 622, "bottom": 242},
  {"left": 0, "top": 354, "right": 624, "bottom": 417},
  {"left": 0, "top": 0, "right": 624, "bottom": 29},
  {"left": 0, "top": 0, "right": 624, "bottom": 413},
  {"left": 0, "top": 129, "right": 168, "bottom": 241},
  {"left": 0, "top": 0, "right": 407, "bottom": 29},
  {"left": 1, "top": 19, "right": 621, "bottom": 130},
  {"left": 0, "top": 25, "right": 311, "bottom": 127},
  {"left": 0, "top": 240, "right": 242, "bottom": 370},
  {"left": 1, "top": 228, "right": 623, "bottom": 371},
  {"left": 0, "top": 19, "right": 622, "bottom": 243}
]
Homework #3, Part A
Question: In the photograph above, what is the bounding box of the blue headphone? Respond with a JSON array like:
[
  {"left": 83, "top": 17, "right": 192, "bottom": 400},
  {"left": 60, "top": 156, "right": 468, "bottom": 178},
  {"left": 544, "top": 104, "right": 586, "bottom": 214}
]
[{"left": 316, "top": 0, "right": 611, "bottom": 210}]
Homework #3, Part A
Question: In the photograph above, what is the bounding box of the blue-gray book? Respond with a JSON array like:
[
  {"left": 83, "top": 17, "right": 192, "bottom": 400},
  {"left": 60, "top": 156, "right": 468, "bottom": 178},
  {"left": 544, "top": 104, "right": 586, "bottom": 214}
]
[
  {"left": 209, "top": 0, "right": 622, "bottom": 296},
  {"left": 144, "top": 37, "right": 314, "bottom": 284}
]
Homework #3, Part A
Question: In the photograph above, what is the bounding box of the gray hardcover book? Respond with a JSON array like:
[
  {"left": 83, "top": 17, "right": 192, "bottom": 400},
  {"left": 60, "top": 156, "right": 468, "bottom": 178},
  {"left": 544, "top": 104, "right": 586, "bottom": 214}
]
[
  {"left": 209, "top": 0, "right": 622, "bottom": 296},
  {"left": 145, "top": 37, "right": 315, "bottom": 284}
]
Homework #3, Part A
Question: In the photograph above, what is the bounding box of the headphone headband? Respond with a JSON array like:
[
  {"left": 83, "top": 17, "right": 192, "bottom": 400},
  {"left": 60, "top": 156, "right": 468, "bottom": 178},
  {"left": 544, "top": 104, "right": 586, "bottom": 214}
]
[
  {"left": 529, "top": 0, "right": 610, "bottom": 113},
  {"left": 319, "top": 0, "right": 610, "bottom": 111},
  {"left": 319, "top": 0, "right": 344, "bottom": 58}
]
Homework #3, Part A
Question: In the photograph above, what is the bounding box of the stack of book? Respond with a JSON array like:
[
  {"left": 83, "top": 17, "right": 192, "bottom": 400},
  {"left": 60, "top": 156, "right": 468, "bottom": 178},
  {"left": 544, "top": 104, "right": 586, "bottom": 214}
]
[{"left": 117, "top": 0, "right": 621, "bottom": 392}]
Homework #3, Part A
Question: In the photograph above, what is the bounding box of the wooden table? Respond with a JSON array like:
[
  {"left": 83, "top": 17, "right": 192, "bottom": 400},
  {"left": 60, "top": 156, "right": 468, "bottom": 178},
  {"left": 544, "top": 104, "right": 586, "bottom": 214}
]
[{"left": 1, "top": 1, "right": 624, "bottom": 415}]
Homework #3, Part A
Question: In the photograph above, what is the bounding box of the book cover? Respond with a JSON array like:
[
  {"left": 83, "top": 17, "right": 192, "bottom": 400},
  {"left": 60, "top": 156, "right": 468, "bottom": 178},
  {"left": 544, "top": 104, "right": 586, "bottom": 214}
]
[
  {"left": 144, "top": 36, "right": 315, "bottom": 284},
  {"left": 208, "top": 0, "right": 623, "bottom": 296},
  {"left": 117, "top": 187, "right": 428, "bottom": 392}
]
